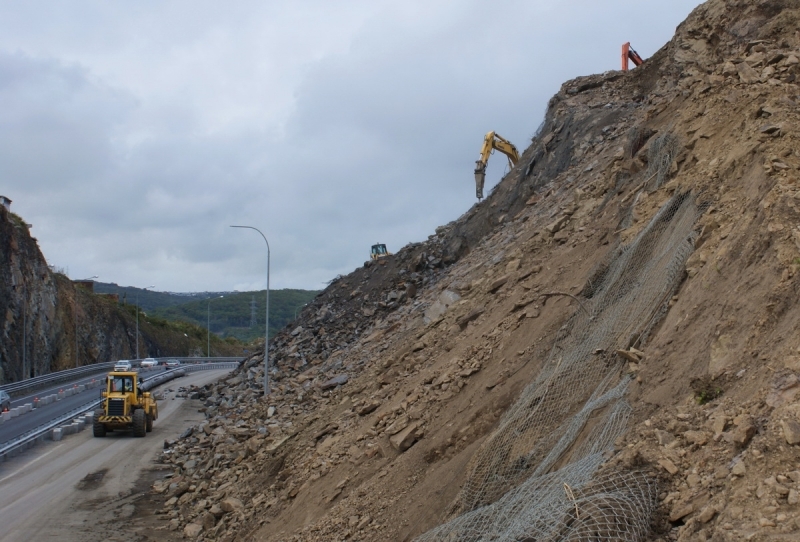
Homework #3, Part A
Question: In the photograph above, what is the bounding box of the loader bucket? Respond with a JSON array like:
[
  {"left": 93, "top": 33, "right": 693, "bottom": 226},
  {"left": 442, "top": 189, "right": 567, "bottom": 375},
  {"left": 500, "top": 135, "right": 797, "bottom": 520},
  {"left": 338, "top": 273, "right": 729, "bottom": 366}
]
[{"left": 474, "top": 161, "right": 486, "bottom": 200}]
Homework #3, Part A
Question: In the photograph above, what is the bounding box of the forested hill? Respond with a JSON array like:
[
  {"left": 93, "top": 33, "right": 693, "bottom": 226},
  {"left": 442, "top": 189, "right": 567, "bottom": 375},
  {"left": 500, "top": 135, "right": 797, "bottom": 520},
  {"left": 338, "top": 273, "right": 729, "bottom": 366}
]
[{"left": 146, "top": 289, "right": 318, "bottom": 342}]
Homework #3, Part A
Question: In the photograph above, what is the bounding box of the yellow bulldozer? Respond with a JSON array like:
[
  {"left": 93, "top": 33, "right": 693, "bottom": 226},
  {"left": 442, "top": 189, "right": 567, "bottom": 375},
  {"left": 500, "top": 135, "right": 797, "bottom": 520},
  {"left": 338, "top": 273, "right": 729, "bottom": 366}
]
[
  {"left": 93, "top": 371, "right": 158, "bottom": 437},
  {"left": 474, "top": 131, "right": 520, "bottom": 201}
]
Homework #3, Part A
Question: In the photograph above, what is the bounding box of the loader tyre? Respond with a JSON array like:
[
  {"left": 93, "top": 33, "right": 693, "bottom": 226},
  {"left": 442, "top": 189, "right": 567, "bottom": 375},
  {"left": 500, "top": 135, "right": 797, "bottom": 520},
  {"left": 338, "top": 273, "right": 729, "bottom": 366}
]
[
  {"left": 93, "top": 410, "right": 106, "bottom": 437},
  {"left": 146, "top": 414, "right": 153, "bottom": 432},
  {"left": 133, "top": 409, "right": 146, "bottom": 437}
]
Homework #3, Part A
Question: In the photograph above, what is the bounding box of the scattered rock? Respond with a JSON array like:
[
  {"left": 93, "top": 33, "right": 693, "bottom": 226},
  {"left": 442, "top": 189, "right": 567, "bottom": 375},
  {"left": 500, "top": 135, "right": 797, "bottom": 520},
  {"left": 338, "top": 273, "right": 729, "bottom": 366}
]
[
  {"left": 732, "top": 418, "right": 756, "bottom": 448},
  {"left": 389, "top": 422, "right": 422, "bottom": 452},
  {"left": 320, "top": 374, "right": 349, "bottom": 390},
  {"left": 659, "top": 458, "right": 680, "bottom": 475},
  {"left": 780, "top": 418, "right": 800, "bottom": 445},
  {"left": 737, "top": 62, "right": 761, "bottom": 84},
  {"left": 184, "top": 523, "right": 203, "bottom": 538},
  {"left": 220, "top": 497, "right": 244, "bottom": 513}
]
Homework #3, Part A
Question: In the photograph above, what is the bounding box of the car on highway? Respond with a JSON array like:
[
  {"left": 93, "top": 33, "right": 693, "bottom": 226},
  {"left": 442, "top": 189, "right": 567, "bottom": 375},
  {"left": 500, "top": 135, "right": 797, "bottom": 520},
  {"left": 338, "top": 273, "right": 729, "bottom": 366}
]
[
  {"left": 140, "top": 358, "right": 158, "bottom": 368},
  {"left": 0, "top": 390, "right": 10, "bottom": 412},
  {"left": 165, "top": 359, "right": 181, "bottom": 368},
  {"left": 114, "top": 360, "right": 133, "bottom": 371}
]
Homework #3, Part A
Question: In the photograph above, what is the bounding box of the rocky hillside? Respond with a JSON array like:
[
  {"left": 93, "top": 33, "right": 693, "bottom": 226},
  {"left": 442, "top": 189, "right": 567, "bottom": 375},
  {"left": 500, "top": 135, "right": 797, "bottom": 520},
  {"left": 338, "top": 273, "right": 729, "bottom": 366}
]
[
  {"left": 0, "top": 207, "right": 240, "bottom": 384},
  {"left": 136, "top": 1, "right": 800, "bottom": 540}
]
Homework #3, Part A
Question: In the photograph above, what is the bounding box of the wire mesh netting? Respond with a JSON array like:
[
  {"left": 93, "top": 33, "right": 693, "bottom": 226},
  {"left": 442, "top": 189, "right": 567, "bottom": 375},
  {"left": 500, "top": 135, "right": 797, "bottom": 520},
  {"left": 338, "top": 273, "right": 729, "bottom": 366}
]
[
  {"left": 646, "top": 132, "right": 680, "bottom": 191},
  {"left": 416, "top": 192, "right": 700, "bottom": 542}
]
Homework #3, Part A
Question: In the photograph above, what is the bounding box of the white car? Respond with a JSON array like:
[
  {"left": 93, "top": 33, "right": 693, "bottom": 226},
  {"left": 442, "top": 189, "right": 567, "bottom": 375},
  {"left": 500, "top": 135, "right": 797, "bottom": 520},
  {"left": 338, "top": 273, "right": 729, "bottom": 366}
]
[
  {"left": 140, "top": 358, "right": 158, "bottom": 368},
  {"left": 114, "top": 360, "right": 133, "bottom": 371}
]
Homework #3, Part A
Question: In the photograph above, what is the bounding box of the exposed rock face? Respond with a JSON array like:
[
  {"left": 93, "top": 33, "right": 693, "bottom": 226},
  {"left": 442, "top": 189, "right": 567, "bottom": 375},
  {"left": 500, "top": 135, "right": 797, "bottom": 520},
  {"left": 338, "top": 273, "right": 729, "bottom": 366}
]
[
  {"left": 0, "top": 206, "right": 61, "bottom": 382},
  {"left": 132, "top": 0, "right": 800, "bottom": 540}
]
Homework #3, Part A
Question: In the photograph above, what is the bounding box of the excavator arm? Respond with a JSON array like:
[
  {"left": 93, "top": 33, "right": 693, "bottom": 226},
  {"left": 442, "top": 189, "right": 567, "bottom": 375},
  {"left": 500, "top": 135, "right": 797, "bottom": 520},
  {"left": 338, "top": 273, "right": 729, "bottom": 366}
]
[
  {"left": 474, "top": 131, "right": 520, "bottom": 201},
  {"left": 621, "top": 42, "right": 644, "bottom": 71}
]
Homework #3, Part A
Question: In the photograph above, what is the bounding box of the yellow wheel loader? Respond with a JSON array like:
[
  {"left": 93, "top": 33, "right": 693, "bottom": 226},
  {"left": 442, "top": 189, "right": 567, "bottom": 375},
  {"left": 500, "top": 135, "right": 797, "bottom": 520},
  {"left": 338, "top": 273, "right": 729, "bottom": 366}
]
[
  {"left": 370, "top": 243, "right": 391, "bottom": 261},
  {"left": 474, "top": 131, "right": 520, "bottom": 201},
  {"left": 93, "top": 371, "right": 158, "bottom": 437}
]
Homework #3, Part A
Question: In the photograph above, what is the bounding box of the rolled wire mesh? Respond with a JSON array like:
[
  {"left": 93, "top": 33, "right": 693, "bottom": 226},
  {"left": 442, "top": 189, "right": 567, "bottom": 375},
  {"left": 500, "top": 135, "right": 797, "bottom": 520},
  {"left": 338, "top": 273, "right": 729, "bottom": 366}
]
[
  {"left": 416, "top": 192, "right": 699, "bottom": 541},
  {"left": 645, "top": 132, "right": 679, "bottom": 191}
]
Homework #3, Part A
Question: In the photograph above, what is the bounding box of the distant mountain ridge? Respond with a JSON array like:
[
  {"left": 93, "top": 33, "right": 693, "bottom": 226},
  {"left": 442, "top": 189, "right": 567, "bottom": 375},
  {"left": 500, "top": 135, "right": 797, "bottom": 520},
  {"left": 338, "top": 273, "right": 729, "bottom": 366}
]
[{"left": 93, "top": 282, "right": 319, "bottom": 343}]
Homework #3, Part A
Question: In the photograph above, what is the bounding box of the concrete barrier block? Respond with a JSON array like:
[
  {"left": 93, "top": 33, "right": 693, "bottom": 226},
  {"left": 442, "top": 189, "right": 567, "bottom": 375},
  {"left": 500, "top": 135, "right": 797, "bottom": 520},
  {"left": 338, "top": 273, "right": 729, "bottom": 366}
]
[
  {"left": 52, "top": 428, "right": 63, "bottom": 441},
  {"left": 57, "top": 391, "right": 65, "bottom": 400},
  {"left": 10, "top": 407, "right": 20, "bottom": 418},
  {"left": 1, "top": 411, "right": 10, "bottom": 422},
  {"left": 23, "top": 403, "right": 32, "bottom": 413}
]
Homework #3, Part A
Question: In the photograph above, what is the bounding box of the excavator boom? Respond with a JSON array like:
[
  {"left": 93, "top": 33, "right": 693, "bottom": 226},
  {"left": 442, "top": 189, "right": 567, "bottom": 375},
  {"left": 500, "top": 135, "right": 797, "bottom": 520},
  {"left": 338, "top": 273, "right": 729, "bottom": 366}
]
[
  {"left": 621, "top": 42, "right": 644, "bottom": 71},
  {"left": 474, "top": 131, "right": 520, "bottom": 201}
]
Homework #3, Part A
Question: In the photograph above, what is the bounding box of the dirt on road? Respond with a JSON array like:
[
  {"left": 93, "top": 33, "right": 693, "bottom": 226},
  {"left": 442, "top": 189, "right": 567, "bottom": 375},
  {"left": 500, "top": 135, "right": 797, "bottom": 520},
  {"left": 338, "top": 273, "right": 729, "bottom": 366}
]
[{"left": 0, "top": 369, "right": 232, "bottom": 542}]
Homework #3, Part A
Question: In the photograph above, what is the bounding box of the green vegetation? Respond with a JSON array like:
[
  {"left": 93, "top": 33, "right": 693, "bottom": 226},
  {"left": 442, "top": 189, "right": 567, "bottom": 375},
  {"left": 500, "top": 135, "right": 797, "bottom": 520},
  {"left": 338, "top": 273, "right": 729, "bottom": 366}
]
[
  {"left": 93, "top": 282, "right": 319, "bottom": 344},
  {"left": 691, "top": 375, "right": 724, "bottom": 405},
  {"left": 94, "top": 282, "right": 216, "bottom": 312},
  {"left": 696, "top": 387, "right": 723, "bottom": 405},
  {"left": 8, "top": 212, "right": 29, "bottom": 230},
  {"left": 149, "top": 289, "right": 319, "bottom": 343}
]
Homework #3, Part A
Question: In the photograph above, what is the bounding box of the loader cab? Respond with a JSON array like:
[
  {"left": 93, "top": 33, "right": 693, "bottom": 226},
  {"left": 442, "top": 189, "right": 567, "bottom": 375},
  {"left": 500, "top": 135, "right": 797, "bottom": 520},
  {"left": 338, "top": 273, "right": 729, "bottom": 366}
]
[
  {"left": 110, "top": 374, "right": 135, "bottom": 393},
  {"left": 370, "top": 243, "right": 390, "bottom": 261}
]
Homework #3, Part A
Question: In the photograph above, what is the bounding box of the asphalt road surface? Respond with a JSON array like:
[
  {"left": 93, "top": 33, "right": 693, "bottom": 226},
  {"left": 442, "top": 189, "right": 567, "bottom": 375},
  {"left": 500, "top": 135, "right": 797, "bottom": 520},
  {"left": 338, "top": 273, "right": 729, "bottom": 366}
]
[
  {"left": 0, "top": 368, "right": 232, "bottom": 542},
  {"left": 0, "top": 366, "right": 169, "bottom": 445}
]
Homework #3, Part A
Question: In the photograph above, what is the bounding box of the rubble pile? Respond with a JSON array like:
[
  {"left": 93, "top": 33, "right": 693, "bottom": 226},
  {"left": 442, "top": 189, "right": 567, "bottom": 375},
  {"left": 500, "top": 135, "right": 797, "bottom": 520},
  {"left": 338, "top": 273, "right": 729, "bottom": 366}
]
[{"left": 132, "top": 1, "right": 800, "bottom": 540}]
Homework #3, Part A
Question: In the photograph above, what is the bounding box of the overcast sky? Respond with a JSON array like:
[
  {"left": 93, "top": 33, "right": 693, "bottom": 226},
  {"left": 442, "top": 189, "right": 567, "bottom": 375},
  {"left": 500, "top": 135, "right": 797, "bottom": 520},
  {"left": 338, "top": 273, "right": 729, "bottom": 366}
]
[{"left": 1, "top": 0, "right": 704, "bottom": 293}]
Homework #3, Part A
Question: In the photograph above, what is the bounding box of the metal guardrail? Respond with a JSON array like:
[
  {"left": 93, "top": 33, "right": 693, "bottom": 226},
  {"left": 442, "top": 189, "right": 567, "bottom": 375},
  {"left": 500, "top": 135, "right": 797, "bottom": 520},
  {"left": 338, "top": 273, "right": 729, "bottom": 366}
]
[
  {"left": 0, "top": 362, "right": 239, "bottom": 460},
  {"left": 0, "top": 398, "right": 104, "bottom": 460},
  {"left": 0, "top": 362, "right": 116, "bottom": 396},
  {"left": 168, "top": 357, "right": 244, "bottom": 364},
  {"left": 0, "top": 357, "right": 243, "bottom": 397}
]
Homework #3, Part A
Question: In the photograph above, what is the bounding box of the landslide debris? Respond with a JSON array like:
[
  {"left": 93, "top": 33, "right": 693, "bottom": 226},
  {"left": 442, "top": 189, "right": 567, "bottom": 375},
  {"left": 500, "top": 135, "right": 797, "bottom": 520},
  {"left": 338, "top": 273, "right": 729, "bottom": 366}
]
[{"left": 145, "top": 1, "right": 800, "bottom": 540}]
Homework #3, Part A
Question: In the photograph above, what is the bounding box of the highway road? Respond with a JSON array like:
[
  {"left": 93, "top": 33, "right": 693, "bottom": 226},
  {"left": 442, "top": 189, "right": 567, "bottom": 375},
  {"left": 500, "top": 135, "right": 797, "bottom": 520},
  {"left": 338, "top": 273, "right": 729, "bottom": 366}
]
[
  {"left": 0, "top": 367, "right": 232, "bottom": 542},
  {"left": 0, "top": 366, "right": 169, "bottom": 445}
]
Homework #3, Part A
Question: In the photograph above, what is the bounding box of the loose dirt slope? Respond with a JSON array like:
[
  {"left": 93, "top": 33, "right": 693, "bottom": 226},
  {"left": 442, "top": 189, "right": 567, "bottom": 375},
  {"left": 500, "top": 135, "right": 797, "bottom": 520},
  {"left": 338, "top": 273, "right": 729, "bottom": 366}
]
[{"left": 140, "top": 1, "right": 800, "bottom": 540}]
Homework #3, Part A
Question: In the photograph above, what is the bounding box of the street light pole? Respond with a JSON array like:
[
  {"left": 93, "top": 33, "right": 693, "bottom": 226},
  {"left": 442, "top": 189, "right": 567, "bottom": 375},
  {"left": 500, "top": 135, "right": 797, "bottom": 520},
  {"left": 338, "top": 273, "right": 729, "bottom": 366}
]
[
  {"left": 75, "top": 275, "right": 98, "bottom": 368},
  {"left": 207, "top": 295, "right": 223, "bottom": 357},
  {"left": 231, "top": 225, "right": 270, "bottom": 396},
  {"left": 135, "top": 285, "right": 155, "bottom": 360},
  {"left": 22, "top": 283, "right": 27, "bottom": 379}
]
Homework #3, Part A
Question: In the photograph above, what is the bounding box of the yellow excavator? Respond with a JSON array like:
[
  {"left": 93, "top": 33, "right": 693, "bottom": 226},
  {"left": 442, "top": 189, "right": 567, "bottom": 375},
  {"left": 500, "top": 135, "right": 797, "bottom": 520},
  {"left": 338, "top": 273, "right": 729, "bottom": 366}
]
[{"left": 474, "top": 131, "right": 520, "bottom": 201}]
